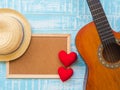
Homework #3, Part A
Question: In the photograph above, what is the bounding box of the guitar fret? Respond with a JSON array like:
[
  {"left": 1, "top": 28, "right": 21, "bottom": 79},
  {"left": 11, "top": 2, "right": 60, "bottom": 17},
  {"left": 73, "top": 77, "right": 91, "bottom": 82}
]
[
  {"left": 94, "top": 15, "right": 106, "bottom": 22},
  {"left": 98, "top": 28, "right": 111, "bottom": 33},
  {"left": 100, "top": 35, "right": 114, "bottom": 41},
  {"left": 100, "top": 32, "right": 113, "bottom": 38},
  {"left": 87, "top": 0, "right": 116, "bottom": 44},
  {"left": 91, "top": 7, "right": 102, "bottom": 12},
  {"left": 96, "top": 23, "right": 109, "bottom": 29},
  {"left": 92, "top": 10, "right": 105, "bottom": 19},
  {"left": 93, "top": 11, "right": 104, "bottom": 17},
  {"left": 102, "top": 36, "right": 114, "bottom": 42},
  {"left": 102, "top": 38, "right": 116, "bottom": 44},
  {"left": 97, "top": 26, "right": 111, "bottom": 32},
  {"left": 89, "top": 1, "right": 101, "bottom": 11},
  {"left": 89, "top": 2, "right": 100, "bottom": 8},
  {"left": 88, "top": 0, "right": 99, "bottom": 5},
  {"left": 98, "top": 30, "right": 112, "bottom": 37},
  {"left": 87, "top": 0, "right": 94, "bottom": 2},
  {"left": 95, "top": 19, "right": 108, "bottom": 25},
  {"left": 97, "top": 24, "right": 112, "bottom": 33},
  {"left": 96, "top": 21, "right": 109, "bottom": 28},
  {"left": 88, "top": 0, "right": 99, "bottom": 2},
  {"left": 93, "top": 12, "right": 105, "bottom": 19},
  {"left": 98, "top": 31, "right": 113, "bottom": 36},
  {"left": 98, "top": 30, "right": 112, "bottom": 36}
]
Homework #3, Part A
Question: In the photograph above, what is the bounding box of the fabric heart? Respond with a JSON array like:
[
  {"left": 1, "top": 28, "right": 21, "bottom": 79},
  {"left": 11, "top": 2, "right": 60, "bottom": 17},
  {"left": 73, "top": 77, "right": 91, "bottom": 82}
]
[
  {"left": 58, "top": 66, "right": 73, "bottom": 82},
  {"left": 58, "top": 50, "right": 77, "bottom": 67}
]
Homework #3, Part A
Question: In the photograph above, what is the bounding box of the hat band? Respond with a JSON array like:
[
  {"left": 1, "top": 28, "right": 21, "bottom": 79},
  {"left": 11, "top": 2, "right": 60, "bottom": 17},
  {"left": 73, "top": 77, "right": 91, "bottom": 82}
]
[{"left": 0, "top": 17, "right": 24, "bottom": 55}]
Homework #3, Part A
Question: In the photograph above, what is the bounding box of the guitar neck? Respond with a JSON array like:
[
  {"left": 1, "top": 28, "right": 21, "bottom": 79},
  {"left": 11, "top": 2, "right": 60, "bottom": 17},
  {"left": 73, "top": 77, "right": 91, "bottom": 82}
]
[{"left": 87, "top": 0, "right": 116, "bottom": 44}]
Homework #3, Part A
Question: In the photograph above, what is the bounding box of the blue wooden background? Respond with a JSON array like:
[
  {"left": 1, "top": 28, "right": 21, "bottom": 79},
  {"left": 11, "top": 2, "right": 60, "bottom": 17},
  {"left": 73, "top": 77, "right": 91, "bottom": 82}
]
[{"left": 0, "top": 0, "right": 120, "bottom": 90}]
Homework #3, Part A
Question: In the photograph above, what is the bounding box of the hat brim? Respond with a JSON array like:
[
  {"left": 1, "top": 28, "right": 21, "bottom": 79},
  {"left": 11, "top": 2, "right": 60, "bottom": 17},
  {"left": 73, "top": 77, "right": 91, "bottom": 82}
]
[{"left": 0, "top": 8, "right": 31, "bottom": 61}]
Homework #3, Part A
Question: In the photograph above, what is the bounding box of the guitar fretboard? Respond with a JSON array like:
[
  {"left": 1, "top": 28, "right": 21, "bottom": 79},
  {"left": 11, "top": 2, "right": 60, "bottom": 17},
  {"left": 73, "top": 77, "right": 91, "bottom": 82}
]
[{"left": 87, "top": 0, "right": 116, "bottom": 44}]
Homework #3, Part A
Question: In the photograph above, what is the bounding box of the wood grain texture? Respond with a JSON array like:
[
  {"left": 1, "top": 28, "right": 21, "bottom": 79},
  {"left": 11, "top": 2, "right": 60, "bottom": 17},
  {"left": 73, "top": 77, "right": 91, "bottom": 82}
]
[{"left": 76, "top": 22, "right": 120, "bottom": 90}]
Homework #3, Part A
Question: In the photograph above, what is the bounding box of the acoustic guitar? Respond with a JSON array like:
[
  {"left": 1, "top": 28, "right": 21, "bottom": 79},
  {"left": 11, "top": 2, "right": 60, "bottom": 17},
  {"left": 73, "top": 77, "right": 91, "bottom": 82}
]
[{"left": 76, "top": 0, "right": 120, "bottom": 90}]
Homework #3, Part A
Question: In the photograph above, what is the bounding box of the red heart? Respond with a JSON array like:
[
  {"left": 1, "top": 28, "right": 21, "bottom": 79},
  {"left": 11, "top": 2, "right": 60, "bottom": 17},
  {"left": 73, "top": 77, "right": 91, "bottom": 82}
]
[
  {"left": 58, "top": 50, "right": 77, "bottom": 67},
  {"left": 58, "top": 66, "right": 73, "bottom": 82}
]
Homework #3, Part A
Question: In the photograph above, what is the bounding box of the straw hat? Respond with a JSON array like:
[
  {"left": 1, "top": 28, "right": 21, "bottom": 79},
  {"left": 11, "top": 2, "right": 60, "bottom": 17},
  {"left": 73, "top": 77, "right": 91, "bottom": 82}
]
[{"left": 0, "top": 8, "right": 31, "bottom": 61}]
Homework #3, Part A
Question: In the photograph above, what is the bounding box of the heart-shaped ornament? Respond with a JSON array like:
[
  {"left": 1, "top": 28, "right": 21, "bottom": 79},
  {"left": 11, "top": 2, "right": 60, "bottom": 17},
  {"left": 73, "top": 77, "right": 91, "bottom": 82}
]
[
  {"left": 58, "top": 66, "right": 73, "bottom": 82},
  {"left": 58, "top": 50, "right": 77, "bottom": 67}
]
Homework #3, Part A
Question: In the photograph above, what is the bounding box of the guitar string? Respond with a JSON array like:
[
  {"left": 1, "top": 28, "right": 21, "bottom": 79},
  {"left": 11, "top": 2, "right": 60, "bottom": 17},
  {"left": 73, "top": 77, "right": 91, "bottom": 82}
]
[
  {"left": 89, "top": 0, "right": 120, "bottom": 63},
  {"left": 88, "top": 0, "right": 112, "bottom": 62},
  {"left": 95, "top": 0, "right": 117, "bottom": 63},
  {"left": 94, "top": 0, "right": 119, "bottom": 63},
  {"left": 111, "top": 39, "right": 118, "bottom": 63},
  {"left": 98, "top": 1, "right": 119, "bottom": 63},
  {"left": 90, "top": 0, "right": 116, "bottom": 63},
  {"left": 113, "top": 39, "right": 120, "bottom": 63}
]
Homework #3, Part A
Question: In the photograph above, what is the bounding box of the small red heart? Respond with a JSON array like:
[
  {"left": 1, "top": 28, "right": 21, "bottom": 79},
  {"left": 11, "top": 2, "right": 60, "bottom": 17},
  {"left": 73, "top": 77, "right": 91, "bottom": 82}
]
[
  {"left": 58, "top": 50, "right": 77, "bottom": 67},
  {"left": 58, "top": 66, "right": 73, "bottom": 82}
]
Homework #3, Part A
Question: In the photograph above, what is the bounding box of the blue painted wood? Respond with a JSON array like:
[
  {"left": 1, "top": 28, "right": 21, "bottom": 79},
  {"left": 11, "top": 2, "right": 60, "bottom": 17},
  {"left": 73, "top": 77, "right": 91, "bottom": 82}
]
[{"left": 0, "top": 0, "right": 120, "bottom": 90}]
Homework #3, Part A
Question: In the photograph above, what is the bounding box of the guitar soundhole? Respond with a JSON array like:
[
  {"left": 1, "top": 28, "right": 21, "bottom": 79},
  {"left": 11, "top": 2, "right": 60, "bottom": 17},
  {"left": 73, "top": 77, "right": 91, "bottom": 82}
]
[{"left": 102, "top": 43, "right": 120, "bottom": 63}]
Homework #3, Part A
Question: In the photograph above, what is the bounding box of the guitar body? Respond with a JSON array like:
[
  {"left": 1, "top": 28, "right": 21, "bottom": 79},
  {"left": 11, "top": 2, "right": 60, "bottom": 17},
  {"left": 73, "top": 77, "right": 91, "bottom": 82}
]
[{"left": 76, "top": 22, "right": 120, "bottom": 90}]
